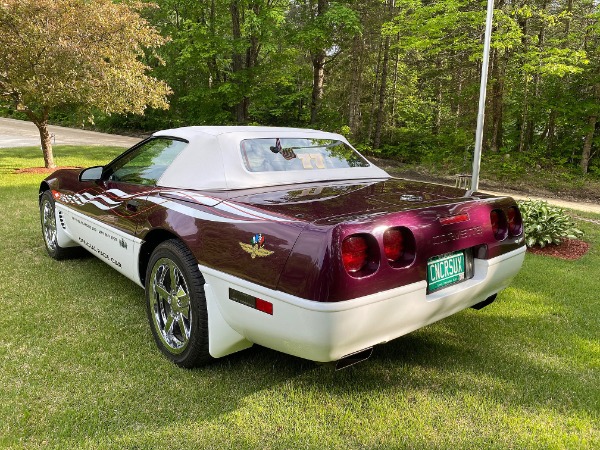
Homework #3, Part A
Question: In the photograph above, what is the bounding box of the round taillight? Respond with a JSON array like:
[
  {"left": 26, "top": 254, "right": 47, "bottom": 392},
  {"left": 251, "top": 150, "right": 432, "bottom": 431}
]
[
  {"left": 507, "top": 206, "right": 523, "bottom": 236},
  {"left": 490, "top": 209, "right": 508, "bottom": 241},
  {"left": 342, "top": 236, "right": 368, "bottom": 273},
  {"left": 383, "top": 228, "right": 403, "bottom": 261}
]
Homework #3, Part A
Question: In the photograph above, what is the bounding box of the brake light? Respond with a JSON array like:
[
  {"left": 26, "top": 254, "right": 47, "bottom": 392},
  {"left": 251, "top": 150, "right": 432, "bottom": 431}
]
[
  {"left": 439, "top": 213, "right": 469, "bottom": 225},
  {"left": 507, "top": 206, "right": 523, "bottom": 236},
  {"left": 490, "top": 209, "right": 508, "bottom": 240},
  {"left": 383, "top": 228, "right": 403, "bottom": 261},
  {"left": 342, "top": 235, "right": 368, "bottom": 273}
]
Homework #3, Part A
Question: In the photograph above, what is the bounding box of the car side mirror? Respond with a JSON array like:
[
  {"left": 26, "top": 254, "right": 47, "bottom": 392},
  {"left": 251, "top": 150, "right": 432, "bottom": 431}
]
[{"left": 79, "top": 166, "right": 103, "bottom": 182}]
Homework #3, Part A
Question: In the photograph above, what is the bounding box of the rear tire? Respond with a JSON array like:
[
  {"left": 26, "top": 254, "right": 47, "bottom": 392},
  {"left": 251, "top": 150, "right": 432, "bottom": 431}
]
[{"left": 145, "top": 239, "right": 212, "bottom": 368}]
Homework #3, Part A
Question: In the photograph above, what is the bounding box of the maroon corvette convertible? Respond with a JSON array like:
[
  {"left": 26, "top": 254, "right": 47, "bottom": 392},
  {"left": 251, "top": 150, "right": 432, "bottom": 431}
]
[{"left": 39, "top": 126, "right": 526, "bottom": 368}]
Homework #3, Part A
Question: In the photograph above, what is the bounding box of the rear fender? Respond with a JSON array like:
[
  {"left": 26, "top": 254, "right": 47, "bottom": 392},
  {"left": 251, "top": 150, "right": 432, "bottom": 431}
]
[{"left": 204, "top": 278, "right": 253, "bottom": 358}]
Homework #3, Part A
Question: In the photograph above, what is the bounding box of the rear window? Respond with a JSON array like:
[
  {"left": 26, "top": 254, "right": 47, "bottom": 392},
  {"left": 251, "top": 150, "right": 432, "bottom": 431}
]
[{"left": 240, "top": 138, "right": 370, "bottom": 173}]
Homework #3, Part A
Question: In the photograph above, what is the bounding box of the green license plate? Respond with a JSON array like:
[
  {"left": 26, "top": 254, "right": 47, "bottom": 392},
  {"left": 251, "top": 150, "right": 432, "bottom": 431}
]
[{"left": 427, "top": 251, "right": 466, "bottom": 293}]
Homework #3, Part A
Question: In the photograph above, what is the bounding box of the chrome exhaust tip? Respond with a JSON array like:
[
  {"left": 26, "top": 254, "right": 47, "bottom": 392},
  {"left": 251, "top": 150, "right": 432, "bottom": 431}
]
[{"left": 335, "top": 347, "right": 373, "bottom": 370}]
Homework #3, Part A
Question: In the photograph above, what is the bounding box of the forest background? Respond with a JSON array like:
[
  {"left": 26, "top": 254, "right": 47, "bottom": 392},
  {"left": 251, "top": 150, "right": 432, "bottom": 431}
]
[{"left": 2, "top": 0, "right": 599, "bottom": 186}]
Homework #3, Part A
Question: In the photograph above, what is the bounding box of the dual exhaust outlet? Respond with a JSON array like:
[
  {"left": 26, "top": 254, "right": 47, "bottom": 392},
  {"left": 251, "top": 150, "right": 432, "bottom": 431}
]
[{"left": 335, "top": 347, "right": 373, "bottom": 370}]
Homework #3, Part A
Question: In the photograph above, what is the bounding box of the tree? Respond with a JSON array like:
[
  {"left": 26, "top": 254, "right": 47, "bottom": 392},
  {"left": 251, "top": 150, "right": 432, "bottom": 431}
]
[
  {"left": 0, "top": 0, "right": 171, "bottom": 168},
  {"left": 144, "top": 0, "right": 289, "bottom": 126},
  {"left": 290, "top": 0, "right": 360, "bottom": 125}
]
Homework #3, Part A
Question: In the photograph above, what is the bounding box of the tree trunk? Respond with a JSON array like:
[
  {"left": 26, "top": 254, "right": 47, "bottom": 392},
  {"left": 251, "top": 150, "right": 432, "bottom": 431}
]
[
  {"left": 373, "top": 31, "right": 390, "bottom": 149},
  {"left": 522, "top": 4, "right": 546, "bottom": 152},
  {"left": 581, "top": 114, "right": 597, "bottom": 174},
  {"left": 367, "top": 39, "right": 383, "bottom": 143},
  {"left": 565, "top": 0, "right": 573, "bottom": 34},
  {"left": 433, "top": 57, "right": 442, "bottom": 135},
  {"left": 373, "top": 0, "right": 394, "bottom": 149},
  {"left": 454, "top": 67, "right": 463, "bottom": 128},
  {"left": 517, "top": 16, "right": 529, "bottom": 153},
  {"left": 230, "top": 0, "right": 247, "bottom": 123},
  {"left": 310, "top": 51, "right": 326, "bottom": 125},
  {"left": 25, "top": 109, "right": 54, "bottom": 169},
  {"left": 348, "top": 35, "right": 364, "bottom": 137},
  {"left": 309, "top": 0, "right": 328, "bottom": 125},
  {"left": 208, "top": 0, "right": 219, "bottom": 86},
  {"left": 390, "top": 33, "right": 400, "bottom": 125},
  {"left": 39, "top": 124, "right": 55, "bottom": 169},
  {"left": 543, "top": 109, "right": 557, "bottom": 155},
  {"left": 490, "top": 49, "right": 507, "bottom": 153},
  {"left": 524, "top": 69, "right": 542, "bottom": 153}
]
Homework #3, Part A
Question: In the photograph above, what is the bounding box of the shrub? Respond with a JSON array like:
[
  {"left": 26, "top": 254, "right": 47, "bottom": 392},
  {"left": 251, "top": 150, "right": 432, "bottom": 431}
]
[{"left": 517, "top": 200, "right": 584, "bottom": 248}]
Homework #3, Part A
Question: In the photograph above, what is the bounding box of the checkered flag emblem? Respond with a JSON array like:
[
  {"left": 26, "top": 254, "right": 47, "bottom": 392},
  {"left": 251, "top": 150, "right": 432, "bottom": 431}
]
[{"left": 281, "top": 148, "right": 296, "bottom": 160}]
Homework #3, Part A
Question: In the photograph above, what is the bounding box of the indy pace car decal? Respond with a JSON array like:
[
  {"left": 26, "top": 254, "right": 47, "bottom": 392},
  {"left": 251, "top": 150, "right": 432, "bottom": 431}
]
[{"left": 55, "top": 188, "right": 296, "bottom": 224}]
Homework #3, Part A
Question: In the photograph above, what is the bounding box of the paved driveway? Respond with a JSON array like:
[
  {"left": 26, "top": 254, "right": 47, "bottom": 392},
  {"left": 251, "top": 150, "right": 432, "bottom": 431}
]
[
  {"left": 0, "top": 117, "right": 140, "bottom": 148},
  {"left": 479, "top": 189, "right": 600, "bottom": 214}
]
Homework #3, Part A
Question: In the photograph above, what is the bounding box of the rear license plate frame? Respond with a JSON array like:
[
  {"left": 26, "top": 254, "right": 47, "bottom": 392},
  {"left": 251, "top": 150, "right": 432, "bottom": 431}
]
[{"left": 427, "top": 250, "right": 468, "bottom": 294}]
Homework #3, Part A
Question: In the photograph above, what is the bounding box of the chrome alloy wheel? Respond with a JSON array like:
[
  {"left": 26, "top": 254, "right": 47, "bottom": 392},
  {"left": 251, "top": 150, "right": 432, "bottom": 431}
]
[
  {"left": 41, "top": 197, "right": 58, "bottom": 251},
  {"left": 149, "top": 257, "right": 192, "bottom": 354}
]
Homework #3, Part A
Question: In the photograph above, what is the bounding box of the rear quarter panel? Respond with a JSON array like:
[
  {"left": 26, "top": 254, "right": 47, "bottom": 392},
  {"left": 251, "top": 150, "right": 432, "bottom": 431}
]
[{"left": 140, "top": 198, "right": 308, "bottom": 290}]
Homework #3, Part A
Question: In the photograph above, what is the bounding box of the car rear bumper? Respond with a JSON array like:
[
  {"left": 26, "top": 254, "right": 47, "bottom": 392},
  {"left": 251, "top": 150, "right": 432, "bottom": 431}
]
[{"left": 201, "top": 245, "right": 526, "bottom": 362}]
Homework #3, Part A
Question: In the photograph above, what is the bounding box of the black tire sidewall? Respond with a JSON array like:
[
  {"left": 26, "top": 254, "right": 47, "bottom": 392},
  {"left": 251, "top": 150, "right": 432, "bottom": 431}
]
[{"left": 145, "top": 239, "right": 210, "bottom": 368}]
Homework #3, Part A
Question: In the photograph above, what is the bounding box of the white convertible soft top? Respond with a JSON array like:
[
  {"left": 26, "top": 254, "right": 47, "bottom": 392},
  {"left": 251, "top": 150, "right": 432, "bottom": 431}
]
[{"left": 153, "top": 126, "right": 390, "bottom": 191}]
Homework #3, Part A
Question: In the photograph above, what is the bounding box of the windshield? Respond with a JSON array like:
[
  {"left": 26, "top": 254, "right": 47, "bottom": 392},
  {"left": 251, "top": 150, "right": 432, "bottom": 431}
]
[{"left": 240, "top": 138, "right": 370, "bottom": 173}]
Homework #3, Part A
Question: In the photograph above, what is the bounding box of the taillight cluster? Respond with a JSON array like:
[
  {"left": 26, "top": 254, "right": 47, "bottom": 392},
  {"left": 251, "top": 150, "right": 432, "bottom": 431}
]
[
  {"left": 507, "top": 206, "right": 523, "bottom": 236},
  {"left": 383, "top": 228, "right": 403, "bottom": 261},
  {"left": 490, "top": 206, "right": 523, "bottom": 241},
  {"left": 341, "top": 227, "right": 415, "bottom": 276},
  {"left": 341, "top": 235, "right": 369, "bottom": 273}
]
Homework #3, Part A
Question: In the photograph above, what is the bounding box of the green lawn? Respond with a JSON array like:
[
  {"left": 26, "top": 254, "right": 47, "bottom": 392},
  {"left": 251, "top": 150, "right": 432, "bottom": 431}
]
[{"left": 1, "top": 146, "right": 598, "bottom": 449}]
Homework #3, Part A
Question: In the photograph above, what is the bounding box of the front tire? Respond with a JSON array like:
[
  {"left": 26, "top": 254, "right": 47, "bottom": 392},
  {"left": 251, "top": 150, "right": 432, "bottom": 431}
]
[
  {"left": 145, "top": 239, "right": 212, "bottom": 368},
  {"left": 39, "top": 190, "right": 76, "bottom": 260}
]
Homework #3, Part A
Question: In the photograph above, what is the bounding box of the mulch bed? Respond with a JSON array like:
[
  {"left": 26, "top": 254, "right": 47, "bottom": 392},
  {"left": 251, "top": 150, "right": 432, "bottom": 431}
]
[
  {"left": 14, "top": 166, "right": 81, "bottom": 174},
  {"left": 527, "top": 238, "right": 590, "bottom": 260}
]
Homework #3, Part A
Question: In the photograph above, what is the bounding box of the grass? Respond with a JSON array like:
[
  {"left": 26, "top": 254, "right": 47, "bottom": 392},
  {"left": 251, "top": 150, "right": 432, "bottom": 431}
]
[{"left": 1, "top": 146, "right": 599, "bottom": 449}]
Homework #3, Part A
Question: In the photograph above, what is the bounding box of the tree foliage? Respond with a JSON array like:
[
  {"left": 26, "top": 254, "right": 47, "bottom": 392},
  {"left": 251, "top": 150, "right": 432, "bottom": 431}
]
[
  {"left": 1, "top": 0, "right": 599, "bottom": 176},
  {"left": 127, "top": 0, "right": 599, "bottom": 176},
  {"left": 0, "top": 0, "right": 171, "bottom": 168}
]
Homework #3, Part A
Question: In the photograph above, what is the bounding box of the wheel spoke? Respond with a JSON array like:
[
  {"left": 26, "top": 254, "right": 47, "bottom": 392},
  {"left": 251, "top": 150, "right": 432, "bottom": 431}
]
[
  {"left": 179, "top": 301, "right": 191, "bottom": 320},
  {"left": 155, "top": 284, "right": 170, "bottom": 301},
  {"left": 169, "top": 262, "right": 178, "bottom": 290},
  {"left": 163, "top": 314, "right": 175, "bottom": 337},
  {"left": 158, "top": 266, "right": 168, "bottom": 291},
  {"left": 177, "top": 315, "right": 190, "bottom": 341}
]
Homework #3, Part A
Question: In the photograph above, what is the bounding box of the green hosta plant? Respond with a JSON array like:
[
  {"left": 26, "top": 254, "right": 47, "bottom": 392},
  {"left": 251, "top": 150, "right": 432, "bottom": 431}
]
[{"left": 517, "top": 200, "right": 584, "bottom": 248}]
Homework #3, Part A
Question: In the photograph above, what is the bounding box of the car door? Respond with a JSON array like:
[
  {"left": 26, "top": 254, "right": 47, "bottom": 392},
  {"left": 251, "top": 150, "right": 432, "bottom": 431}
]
[{"left": 69, "top": 137, "right": 188, "bottom": 282}]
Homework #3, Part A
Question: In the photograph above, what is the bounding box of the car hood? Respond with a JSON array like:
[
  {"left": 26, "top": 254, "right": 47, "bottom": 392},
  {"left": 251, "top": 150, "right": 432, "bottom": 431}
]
[{"left": 225, "top": 178, "right": 490, "bottom": 224}]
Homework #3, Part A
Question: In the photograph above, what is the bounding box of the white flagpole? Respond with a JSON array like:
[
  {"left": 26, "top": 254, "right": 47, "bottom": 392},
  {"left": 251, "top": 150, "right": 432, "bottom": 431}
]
[{"left": 470, "top": 0, "right": 495, "bottom": 193}]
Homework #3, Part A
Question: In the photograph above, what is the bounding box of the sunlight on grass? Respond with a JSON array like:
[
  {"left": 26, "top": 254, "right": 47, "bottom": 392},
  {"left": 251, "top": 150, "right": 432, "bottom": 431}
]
[{"left": 0, "top": 145, "right": 598, "bottom": 449}]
